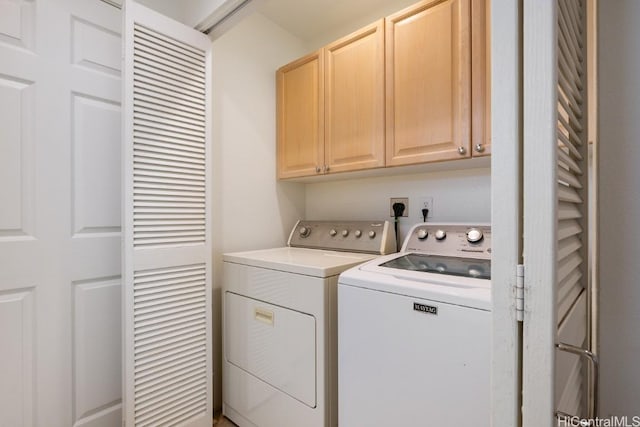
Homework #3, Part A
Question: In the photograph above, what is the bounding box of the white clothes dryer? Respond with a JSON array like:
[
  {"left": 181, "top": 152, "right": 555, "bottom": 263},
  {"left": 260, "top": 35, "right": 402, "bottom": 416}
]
[{"left": 223, "top": 220, "right": 395, "bottom": 427}]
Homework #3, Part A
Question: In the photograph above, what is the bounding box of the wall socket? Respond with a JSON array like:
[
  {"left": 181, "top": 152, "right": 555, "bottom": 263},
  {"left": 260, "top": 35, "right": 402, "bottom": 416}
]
[
  {"left": 389, "top": 197, "right": 409, "bottom": 217},
  {"left": 418, "top": 197, "right": 434, "bottom": 218}
]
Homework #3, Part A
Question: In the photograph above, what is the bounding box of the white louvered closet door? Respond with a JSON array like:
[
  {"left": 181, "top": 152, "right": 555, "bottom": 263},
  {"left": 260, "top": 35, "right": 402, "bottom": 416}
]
[
  {"left": 122, "top": 2, "right": 212, "bottom": 426},
  {"left": 522, "top": 0, "right": 591, "bottom": 425}
]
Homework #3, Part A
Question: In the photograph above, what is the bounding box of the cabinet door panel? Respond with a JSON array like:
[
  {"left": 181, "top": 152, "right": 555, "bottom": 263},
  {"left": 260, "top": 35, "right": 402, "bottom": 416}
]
[
  {"left": 325, "top": 20, "right": 385, "bottom": 173},
  {"left": 386, "top": 0, "right": 471, "bottom": 166},
  {"left": 277, "top": 52, "right": 324, "bottom": 179},
  {"left": 472, "top": 0, "right": 491, "bottom": 157}
]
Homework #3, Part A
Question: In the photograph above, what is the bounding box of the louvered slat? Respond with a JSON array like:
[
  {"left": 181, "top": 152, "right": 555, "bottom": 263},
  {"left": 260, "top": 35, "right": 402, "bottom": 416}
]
[
  {"left": 558, "top": 184, "right": 583, "bottom": 204},
  {"left": 134, "top": 91, "right": 205, "bottom": 117},
  {"left": 558, "top": 113, "right": 583, "bottom": 146},
  {"left": 557, "top": 148, "right": 582, "bottom": 175},
  {"left": 558, "top": 236, "right": 582, "bottom": 261},
  {"left": 135, "top": 360, "right": 205, "bottom": 399},
  {"left": 558, "top": 167, "right": 583, "bottom": 188},
  {"left": 558, "top": 202, "right": 582, "bottom": 220},
  {"left": 558, "top": 130, "right": 583, "bottom": 160},
  {"left": 134, "top": 111, "right": 205, "bottom": 133},
  {"left": 558, "top": 93, "right": 583, "bottom": 127},
  {"left": 132, "top": 263, "right": 207, "bottom": 426},
  {"left": 558, "top": 269, "right": 582, "bottom": 313},
  {"left": 135, "top": 24, "right": 205, "bottom": 58},
  {"left": 554, "top": 0, "right": 588, "bottom": 418},
  {"left": 558, "top": 219, "right": 582, "bottom": 240}
]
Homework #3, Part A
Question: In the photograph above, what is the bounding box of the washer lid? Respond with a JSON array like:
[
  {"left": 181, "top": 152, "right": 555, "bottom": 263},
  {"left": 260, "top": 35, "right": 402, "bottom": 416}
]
[
  {"left": 339, "top": 253, "right": 491, "bottom": 310},
  {"left": 223, "top": 247, "right": 377, "bottom": 277},
  {"left": 379, "top": 253, "right": 491, "bottom": 279}
]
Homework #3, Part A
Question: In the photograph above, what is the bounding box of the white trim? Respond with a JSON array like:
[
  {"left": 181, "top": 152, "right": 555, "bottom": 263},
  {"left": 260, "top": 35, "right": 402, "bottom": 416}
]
[
  {"left": 197, "top": 0, "right": 264, "bottom": 38},
  {"left": 522, "top": 0, "right": 558, "bottom": 425},
  {"left": 490, "top": 0, "right": 523, "bottom": 425},
  {"left": 100, "top": 0, "right": 122, "bottom": 9}
]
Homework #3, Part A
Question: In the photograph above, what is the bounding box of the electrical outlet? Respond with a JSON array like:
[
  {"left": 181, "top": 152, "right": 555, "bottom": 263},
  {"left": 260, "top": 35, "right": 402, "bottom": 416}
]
[
  {"left": 389, "top": 197, "right": 409, "bottom": 217},
  {"left": 418, "top": 197, "right": 434, "bottom": 218}
]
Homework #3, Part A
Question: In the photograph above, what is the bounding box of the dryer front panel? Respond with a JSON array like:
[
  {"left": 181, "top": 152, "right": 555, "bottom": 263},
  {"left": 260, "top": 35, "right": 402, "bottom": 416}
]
[{"left": 225, "top": 291, "right": 316, "bottom": 408}]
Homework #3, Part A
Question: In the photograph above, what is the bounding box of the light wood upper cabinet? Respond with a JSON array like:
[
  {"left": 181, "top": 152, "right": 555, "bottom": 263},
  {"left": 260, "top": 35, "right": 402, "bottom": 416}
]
[
  {"left": 276, "top": 0, "right": 490, "bottom": 179},
  {"left": 276, "top": 51, "right": 324, "bottom": 179},
  {"left": 325, "top": 19, "right": 385, "bottom": 174},
  {"left": 471, "top": 0, "right": 491, "bottom": 156},
  {"left": 386, "top": 0, "right": 472, "bottom": 166}
]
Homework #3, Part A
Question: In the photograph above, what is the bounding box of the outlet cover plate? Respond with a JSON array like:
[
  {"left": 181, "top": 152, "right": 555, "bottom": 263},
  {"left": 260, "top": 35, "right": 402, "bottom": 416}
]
[
  {"left": 418, "top": 197, "right": 434, "bottom": 218},
  {"left": 390, "top": 197, "right": 409, "bottom": 217}
]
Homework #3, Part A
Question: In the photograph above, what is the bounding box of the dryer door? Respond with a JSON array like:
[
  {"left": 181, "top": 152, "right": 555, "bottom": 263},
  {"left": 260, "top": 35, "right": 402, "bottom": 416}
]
[{"left": 225, "top": 291, "right": 317, "bottom": 408}]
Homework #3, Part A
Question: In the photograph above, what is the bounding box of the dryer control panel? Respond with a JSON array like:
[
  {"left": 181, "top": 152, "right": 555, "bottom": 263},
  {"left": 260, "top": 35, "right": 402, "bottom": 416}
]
[
  {"left": 288, "top": 220, "right": 396, "bottom": 255},
  {"left": 402, "top": 223, "right": 491, "bottom": 260}
]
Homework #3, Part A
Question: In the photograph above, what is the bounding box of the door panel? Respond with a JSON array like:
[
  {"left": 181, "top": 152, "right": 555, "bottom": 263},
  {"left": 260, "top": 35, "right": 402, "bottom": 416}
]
[
  {"left": 0, "top": 289, "right": 34, "bottom": 427},
  {"left": 325, "top": 20, "right": 385, "bottom": 173},
  {"left": 70, "top": 2, "right": 123, "bottom": 425},
  {"left": 122, "top": 2, "right": 213, "bottom": 426},
  {"left": 386, "top": 0, "right": 471, "bottom": 166},
  {"left": 522, "top": 0, "right": 590, "bottom": 424},
  {"left": 276, "top": 51, "right": 324, "bottom": 179},
  {"left": 225, "top": 292, "right": 316, "bottom": 407},
  {"left": 0, "top": 1, "right": 122, "bottom": 426}
]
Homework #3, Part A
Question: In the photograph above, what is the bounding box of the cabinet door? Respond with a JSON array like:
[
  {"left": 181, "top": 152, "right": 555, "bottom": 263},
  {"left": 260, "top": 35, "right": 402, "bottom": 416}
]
[
  {"left": 325, "top": 20, "right": 385, "bottom": 173},
  {"left": 276, "top": 51, "right": 324, "bottom": 179},
  {"left": 386, "top": 0, "right": 471, "bottom": 166},
  {"left": 472, "top": 0, "right": 491, "bottom": 157}
]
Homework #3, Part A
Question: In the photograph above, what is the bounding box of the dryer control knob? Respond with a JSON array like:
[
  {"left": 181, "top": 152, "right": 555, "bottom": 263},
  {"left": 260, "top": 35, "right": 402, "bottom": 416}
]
[
  {"left": 354, "top": 230, "right": 362, "bottom": 238},
  {"left": 417, "top": 229, "right": 428, "bottom": 240},
  {"left": 467, "top": 228, "right": 484, "bottom": 243},
  {"left": 341, "top": 229, "right": 349, "bottom": 237},
  {"left": 368, "top": 230, "right": 376, "bottom": 239},
  {"left": 299, "top": 226, "right": 311, "bottom": 237},
  {"left": 329, "top": 229, "right": 337, "bottom": 237},
  {"left": 434, "top": 229, "right": 447, "bottom": 240}
]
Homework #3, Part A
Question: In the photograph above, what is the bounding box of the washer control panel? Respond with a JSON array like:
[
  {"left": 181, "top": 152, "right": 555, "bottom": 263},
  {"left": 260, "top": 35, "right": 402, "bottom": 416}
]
[
  {"left": 288, "top": 220, "right": 396, "bottom": 255},
  {"left": 402, "top": 223, "right": 491, "bottom": 259}
]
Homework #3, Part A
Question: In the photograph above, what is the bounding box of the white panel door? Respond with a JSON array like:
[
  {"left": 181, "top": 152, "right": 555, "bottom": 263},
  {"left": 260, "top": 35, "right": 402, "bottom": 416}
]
[
  {"left": 122, "top": 2, "right": 213, "bottom": 426},
  {"left": 0, "top": 1, "right": 123, "bottom": 426}
]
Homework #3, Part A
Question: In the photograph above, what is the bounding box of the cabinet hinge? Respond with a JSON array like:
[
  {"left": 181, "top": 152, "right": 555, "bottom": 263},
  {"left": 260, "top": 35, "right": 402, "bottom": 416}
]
[{"left": 516, "top": 264, "right": 525, "bottom": 322}]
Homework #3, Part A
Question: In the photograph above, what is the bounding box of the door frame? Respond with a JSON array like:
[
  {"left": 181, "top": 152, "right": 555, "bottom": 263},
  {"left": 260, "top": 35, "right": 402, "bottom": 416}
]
[{"left": 490, "top": 0, "right": 522, "bottom": 426}]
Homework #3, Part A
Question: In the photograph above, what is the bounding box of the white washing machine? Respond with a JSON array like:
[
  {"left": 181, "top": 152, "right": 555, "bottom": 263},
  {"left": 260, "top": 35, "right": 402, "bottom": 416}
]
[
  {"left": 338, "top": 223, "right": 492, "bottom": 427},
  {"left": 223, "top": 220, "right": 395, "bottom": 427}
]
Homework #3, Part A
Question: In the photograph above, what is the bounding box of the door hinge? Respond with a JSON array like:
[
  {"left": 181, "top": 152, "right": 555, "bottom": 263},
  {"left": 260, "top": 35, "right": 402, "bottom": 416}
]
[{"left": 516, "top": 264, "right": 524, "bottom": 322}]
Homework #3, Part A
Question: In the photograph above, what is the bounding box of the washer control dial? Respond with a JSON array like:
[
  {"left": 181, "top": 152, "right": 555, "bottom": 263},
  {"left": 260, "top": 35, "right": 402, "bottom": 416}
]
[
  {"left": 354, "top": 230, "right": 362, "bottom": 238},
  {"left": 329, "top": 229, "right": 337, "bottom": 237},
  {"left": 417, "top": 229, "right": 428, "bottom": 240},
  {"left": 368, "top": 230, "right": 376, "bottom": 239},
  {"left": 341, "top": 229, "right": 349, "bottom": 237},
  {"left": 299, "top": 226, "right": 311, "bottom": 238},
  {"left": 466, "top": 228, "right": 484, "bottom": 243},
  {"left": 434, "top": 229, "right": 447, "bottom": 240}
]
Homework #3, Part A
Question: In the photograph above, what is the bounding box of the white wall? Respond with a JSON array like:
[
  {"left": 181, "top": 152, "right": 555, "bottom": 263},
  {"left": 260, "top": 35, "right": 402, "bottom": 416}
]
[
  {"left": 302, "top": 0, "right": 416, "bottom": 50},
  {"left": 136, "top": 0, "right": 186, "bottom": 22},
  {"left": 136, "top": 0, "right": 233, "bottom": 28},
  {"left": 598, "top": 1, "right": 640, "bottom": 417},
  {"left": 210, "top": 12, "right": 308, "bottom": 408},
  {"left": 182, "top": 0, "right": 227, "bottom": 27},
  {"left": 306, "top": 167, "right": 491, "bottom": 245}
]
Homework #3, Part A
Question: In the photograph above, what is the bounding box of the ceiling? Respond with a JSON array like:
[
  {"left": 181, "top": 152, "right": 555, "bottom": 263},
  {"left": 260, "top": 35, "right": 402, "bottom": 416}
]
[{"left": 257, "top": 0, "right": 417, "bottom": 43}]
